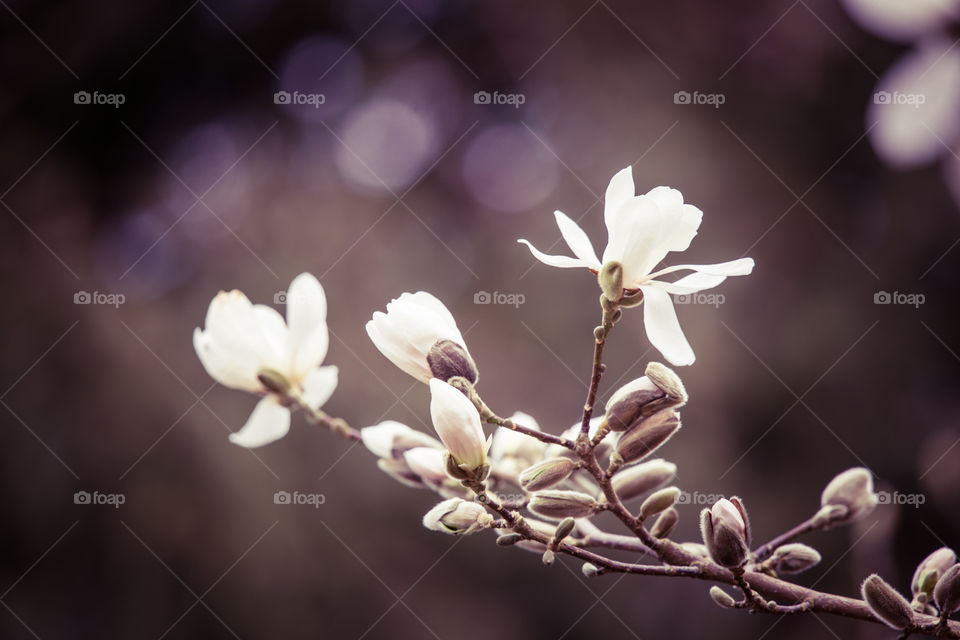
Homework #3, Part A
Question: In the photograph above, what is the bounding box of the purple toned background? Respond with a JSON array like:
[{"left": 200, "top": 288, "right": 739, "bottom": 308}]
[{"left": 1, "top": 0, "right": 958, "bottom": 638}]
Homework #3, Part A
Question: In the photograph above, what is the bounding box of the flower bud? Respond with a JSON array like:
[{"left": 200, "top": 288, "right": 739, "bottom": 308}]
[
  {"left": 496, "top": 533, "right": 524, "bottom": 546},
  {"left": 861, "top": 574, "right": 914, "bottom": 630},
  {"left": 422, "top": 498, "right": 492, "bottom": 535},
  {"left": 639, "top": 487, "right": 681, "bottom": 518},
  {"left": 611, "top": 458, "right": 677, "bottom": 501},
  {"left": 519, "top": 457, "right": 578, "bottom": 491},
  {"left": 769, "top": 544, "right": 822, "bottom": 575},
  {"left": 361, "top": 420, "right": 441, "bottom": 459},
  {"left": 528, "top": 490, "right": 598, "bottom": 520},
  {"left": 614, "top": 410, "right": 681, "bottom": 464},
  {"left": 541, "top": 549, "right": 556, "bottom": 566},
  {"left": 644, "top": 362, "right": 687, "bottom": 405},
  {"left": 582, "top": 562, "right": 600, "bottom": 578},
  {"left": 701, "top": 498, "right": 749, "bottom": 568},
  {"left": 650, "top": 507, "right": 679, "bottom": 539},
  {"left": 598, "top": 261, "right": 625, "bottom": 301},
  {"left": 554, "top": 517, "right": 577, "bottom": 542},
  {"left": 820, "top": 467, "right": 878, "bottom": 526},
  {"left": 911, "top": 547, "right": 956, "bottom": 596},
  {"left": 605, "top": 378, "right": 664, "bottom": 432},
  {"left": 709, "top": 586, "right": 737, "bottom": 609},
  {"left": 429, "top": 378, "right": 489, "bottom": 472},
  {"left": 934, "top": 564, "right": 960, "bottom": 615},
  {"left": 366, "top": 291, "right": 471, "bottom": 384},
  {"left": 427, "top": 339, "right": 479, "bottom": 384},
  {"left": 403, "top": 447, "right": 449, "bottom": 485}
]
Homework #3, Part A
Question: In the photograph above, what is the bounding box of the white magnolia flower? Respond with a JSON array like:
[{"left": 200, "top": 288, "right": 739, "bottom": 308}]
[
  {"left": 519, "top": 167, "right": 754, "bottom": 366},
  {"left": 490, "top": 411, "right": 547, "bottom": 464},
  {"left": 422, "top": 498, "right": 493, "bottom": 535},
  {"left": 840, "top": 0, "right": 959, "bottom": 42},
  {"left": 193, "top": 273, "right": 338, "bottom": 448},
  {"left": 366, "top": 292, "right": 474, "bottom": 383},
  {"left": 429, "top": 378, "right": 489, "bottom": 471}
]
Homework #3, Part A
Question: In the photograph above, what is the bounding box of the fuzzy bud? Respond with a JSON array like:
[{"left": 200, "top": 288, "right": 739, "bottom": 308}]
[
  {"left": 528, "top": 490, "right": 598, "bottom": 520},
  {"left": 614, "top": 410, "right": 681, "bottom": 464},
  {"left": 911, "top": 547, "right": 956, "bottom": 596},
  {"left": 611, "top": 459, "right": 677, "bottom": 501},
  {"left": 496, "top": 533, "right": 524, "bottom": 546},
  {"left": 582, "top": 562, "right": 600, "bottom": 578},
  {"left": 427, "top": 339, "right": 479, "bottom": 385},
  {"left": 650, "top": 507, "right": 679, "bottom": 539},
  {"left": 422, "top": 498, "right": 492, "bottom": 535},
  {"left": 644, "top": 362, "right": 687, "bottom": 405},
  {"left": 709, "top": 586, "right": 737, "bottom": 609},
  {"left": 598, "top": 261, "right": 624, "bottom": 301},
  {"left": 639, "top": 487, "right": 681, "bottom": 519},
  {"left": 701, "top": 498, "right": 750, "bottom": 568},
  {"left": 554, "top": 517, "right": 577, "bottom": 543},
  {"left": 861, "top": 574, "right": 914, "bottom": 630},
  {"left": 820, "top": 467, "right": 878, "bottom": 526},
  {"left": 934, "top": 564, "right": 960, "bottom": 615},
  {"left": 769, "top": 543, "right": 822, "bottom": 575},
  {"left": 519, "top": 457, "right": 578, "bottom": 491}
]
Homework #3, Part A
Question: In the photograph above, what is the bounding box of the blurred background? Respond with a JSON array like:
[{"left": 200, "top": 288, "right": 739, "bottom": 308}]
[{"left": 2, "top": 0, "right": 959, "bottom": 638}]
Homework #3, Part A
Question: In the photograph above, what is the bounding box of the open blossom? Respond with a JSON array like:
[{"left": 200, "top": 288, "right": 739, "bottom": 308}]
[
  {"left": 429, "top": 378, "right": 489, "bottom": 471},
  {"left": 518, "top": 166, "right": 754, "bottom": 366},
  {"left": 193, "top": 273, "right": 338, "bottom": 448},
  {"left": 366, "top": 292, "right": 476, "bottom": 383}
]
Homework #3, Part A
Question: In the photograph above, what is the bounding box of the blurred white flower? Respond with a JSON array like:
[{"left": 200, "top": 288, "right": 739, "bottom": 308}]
[
  {"left": 519, "top": 167, "right": 754, "bottom": 365},
  {"left": 840, "top": 0, "right": 959, "bottom": 42},
  {"left": 193, "top": 273, "right": 338, "bottom": 448},
  {"left": 366, "top": 292, "right": 473, "bottom": 383},
  {"left": 489, "top": 411, "right": 547, "bottom": 471},
  {"left": 403, "top": 446, "right": 448, "bottom": 485},
  {"left": 429, "top": 378, "right": 489, "bottom": 471},
  {"left": 868, "top": 39, "right": 960, "bottom": 169}
]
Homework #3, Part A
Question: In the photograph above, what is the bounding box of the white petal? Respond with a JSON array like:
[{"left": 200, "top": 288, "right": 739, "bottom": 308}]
[
  {"left": 286, "top": 273, "right": 329, "bottom": 379},
  {"left": 604, "top": 167, "right": 635, "bottom": 230},
  {"left": 193, "top": 328, "right": 260, "bottom": 392},
  {"left": 639, "top": 286, "right": 695, "bottom": 367},
  {"left": 404, "top": 447, "right": 448, "bottom": 484},
  {"left": 645, "top": 187, "right": 703, "bottom": 254},
  {"left": 196, "top": 290, "right": 283, "bottom": 392},
  {"left": 428, "top": 378, "right": 488, "bottom": 469},
  {"left": 361, "top": 420, "right": 412, "bottom": 458},
  {"left": 648, "top": 272, "right": 728, "bottom": 295},
  {"left": 365, "top": 316, "right": 432, "bottom": 382},
  {"left": 554, "top": 211, "right": 601, "bottom": 268},
  {"left": 229, "top": 397, "right": 291, "bottom": 448},
  {"left": 649, "top": 258, "right": 755, "bottom": 280},
  {"left": 517, "top": 239, "right": 587, "bottom": 269},
  {"left": 603, "top": 195, "right": 665, "bottom": 284},
  {"left": 868, "top": 39, "right": 960, "bottom": 169},
  {"left": 300, "top": 365, "right": 338, "bottom": 410}
]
